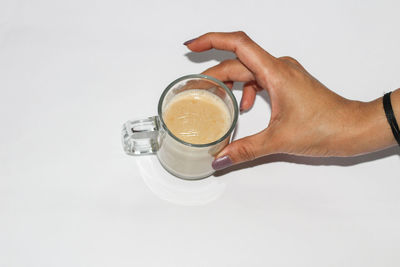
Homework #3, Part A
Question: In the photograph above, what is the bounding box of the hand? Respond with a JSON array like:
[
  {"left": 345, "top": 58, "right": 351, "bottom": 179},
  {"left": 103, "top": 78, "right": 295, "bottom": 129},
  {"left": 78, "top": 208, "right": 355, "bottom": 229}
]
[{"left": 184, "top": 31, "right": 398, "bottom": 170}]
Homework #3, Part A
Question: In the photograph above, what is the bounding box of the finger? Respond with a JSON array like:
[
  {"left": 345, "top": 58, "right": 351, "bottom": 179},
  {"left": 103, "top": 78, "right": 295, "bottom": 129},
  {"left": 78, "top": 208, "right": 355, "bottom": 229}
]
[
  {"left": 185, "top": 31, "right": 276, "bottom": 76},
  {"left": 202, "top": 59, "right": 255, "bottom": 83},
  {"left": 240, "top": 81, "right": 261, "bottom": 112},
  {"left": 224, "top": 81, "right": 233, "bottom": 89},
  {"left": 211, "top": 129, "right": 275, "bottom": 170}
]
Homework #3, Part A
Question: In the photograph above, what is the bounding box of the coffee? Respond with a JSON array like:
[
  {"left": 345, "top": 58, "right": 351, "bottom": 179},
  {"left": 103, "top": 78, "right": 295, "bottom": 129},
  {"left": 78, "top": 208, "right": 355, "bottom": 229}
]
[{"left": 163, "top": 89, "right": 231, "bottom": 144}]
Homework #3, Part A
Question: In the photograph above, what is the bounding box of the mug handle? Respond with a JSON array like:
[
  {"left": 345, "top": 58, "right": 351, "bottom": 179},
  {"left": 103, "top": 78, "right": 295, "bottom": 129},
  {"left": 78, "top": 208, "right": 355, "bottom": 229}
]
[{"left": 122, "top": 116, "right": 160, "bottom": 155}]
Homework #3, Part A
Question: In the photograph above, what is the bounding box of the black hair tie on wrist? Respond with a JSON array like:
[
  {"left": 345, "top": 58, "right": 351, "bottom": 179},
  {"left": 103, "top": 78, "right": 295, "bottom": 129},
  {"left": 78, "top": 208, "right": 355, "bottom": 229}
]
[{"left": 383, "top": 91, "right": 400, "bottom": 146}]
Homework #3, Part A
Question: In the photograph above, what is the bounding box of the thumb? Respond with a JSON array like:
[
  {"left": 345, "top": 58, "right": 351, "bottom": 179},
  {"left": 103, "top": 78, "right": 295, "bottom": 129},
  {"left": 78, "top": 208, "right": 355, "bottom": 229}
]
[{"left": 211, "top": 129, "right": 274, "bottom": 171}]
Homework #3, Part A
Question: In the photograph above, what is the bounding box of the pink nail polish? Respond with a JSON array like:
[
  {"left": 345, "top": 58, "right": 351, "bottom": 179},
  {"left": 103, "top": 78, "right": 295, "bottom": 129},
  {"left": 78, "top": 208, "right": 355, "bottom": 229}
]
[
  {"left": 183, "top": 38, "right": 197, "bottom": 45},
  {"left": 212, "top": 155, "right": 233, "bottom": 171},
  {"left": 239, "top": 98, "right": 245, "bottom": 112}
]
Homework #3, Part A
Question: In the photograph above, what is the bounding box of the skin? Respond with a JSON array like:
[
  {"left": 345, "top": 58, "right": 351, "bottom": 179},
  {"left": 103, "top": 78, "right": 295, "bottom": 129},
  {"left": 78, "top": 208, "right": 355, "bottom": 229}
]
[{"left": 184, "top": 31, "right": 399, "bottom": 167}]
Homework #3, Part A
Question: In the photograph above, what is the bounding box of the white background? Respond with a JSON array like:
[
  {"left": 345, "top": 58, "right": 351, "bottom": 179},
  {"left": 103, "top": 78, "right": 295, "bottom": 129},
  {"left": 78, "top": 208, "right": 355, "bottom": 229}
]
[{"left": 1, "top": 0, "right": 400, "bottom": 266}]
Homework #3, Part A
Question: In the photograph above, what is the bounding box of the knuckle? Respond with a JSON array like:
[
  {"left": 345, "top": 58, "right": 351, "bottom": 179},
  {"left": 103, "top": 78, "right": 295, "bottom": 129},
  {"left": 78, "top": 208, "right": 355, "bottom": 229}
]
[
  {"left": 203, "top": 32, "right": 216, "bottom": 40},
  {"left": 275, "top": 57, "right": 304, "bottom": 79},
  {"left": 279, "top": 56, "right": 299, "bottom": 65},
  {"left": 234, "top": 31, "right": 250, "bottom": 43},
  {"left": 236, "top": 142, "right": 256, "bottom": 161},
  {"left": 235, "top": 30, "right": 247, "bottom": 36}
]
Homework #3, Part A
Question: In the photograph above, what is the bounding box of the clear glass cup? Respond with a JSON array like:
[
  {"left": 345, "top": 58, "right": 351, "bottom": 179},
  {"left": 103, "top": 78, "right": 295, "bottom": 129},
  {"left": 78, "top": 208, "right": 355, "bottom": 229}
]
[{"left": 122, "top": 74, "right": 238, "bottom": 180}]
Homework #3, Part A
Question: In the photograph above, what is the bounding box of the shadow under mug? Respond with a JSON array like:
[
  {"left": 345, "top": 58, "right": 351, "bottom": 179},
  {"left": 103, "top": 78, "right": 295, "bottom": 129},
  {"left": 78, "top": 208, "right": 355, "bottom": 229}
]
[{"left": 122, "top": 74, "right": 238, "bottom": 180}]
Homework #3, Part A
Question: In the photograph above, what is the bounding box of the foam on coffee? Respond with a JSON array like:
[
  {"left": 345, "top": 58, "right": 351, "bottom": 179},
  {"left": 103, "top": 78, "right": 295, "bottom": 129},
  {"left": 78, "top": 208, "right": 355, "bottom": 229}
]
[{"left": 163, "top": 89, "right": 231, "bottom": 144}]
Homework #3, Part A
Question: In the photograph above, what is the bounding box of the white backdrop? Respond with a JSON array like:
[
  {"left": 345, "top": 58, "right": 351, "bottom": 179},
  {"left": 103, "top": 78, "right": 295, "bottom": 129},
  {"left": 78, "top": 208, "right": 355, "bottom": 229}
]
[{"left": 1, "top": 0, "right": 400, "bottom": 266}]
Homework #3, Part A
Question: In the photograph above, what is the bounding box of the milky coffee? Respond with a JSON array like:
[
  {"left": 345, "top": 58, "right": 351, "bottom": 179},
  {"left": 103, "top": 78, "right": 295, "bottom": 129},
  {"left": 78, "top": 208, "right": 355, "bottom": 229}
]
[{"left": 163, "top": 89, "right": 231, "bottom": 144}]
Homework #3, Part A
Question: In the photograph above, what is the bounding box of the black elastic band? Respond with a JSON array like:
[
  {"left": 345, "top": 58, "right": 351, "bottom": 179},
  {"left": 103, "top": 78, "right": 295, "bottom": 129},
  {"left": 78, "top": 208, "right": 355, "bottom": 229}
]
[{"left": 383, "top": 92, "right": 400, "bottom": 146}]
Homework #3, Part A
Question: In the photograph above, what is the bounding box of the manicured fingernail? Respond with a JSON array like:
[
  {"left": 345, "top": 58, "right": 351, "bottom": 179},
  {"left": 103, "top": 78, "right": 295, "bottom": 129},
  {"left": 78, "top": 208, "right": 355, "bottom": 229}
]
[
  {"left": 212, "top": 155, "right": 233, "bottom": 171},
  {"left": 183, "top": 38, "right": 197, "bottom": 45},
  {"left": 239, "top": 98, "right": 245, "bottom": 113}
]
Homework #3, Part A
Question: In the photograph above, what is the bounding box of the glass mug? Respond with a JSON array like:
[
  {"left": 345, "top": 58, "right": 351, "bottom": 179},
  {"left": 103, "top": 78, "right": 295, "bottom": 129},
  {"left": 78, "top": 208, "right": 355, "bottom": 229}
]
[{"left": 122, "top": 74, "right": 238, "bottom": 180}]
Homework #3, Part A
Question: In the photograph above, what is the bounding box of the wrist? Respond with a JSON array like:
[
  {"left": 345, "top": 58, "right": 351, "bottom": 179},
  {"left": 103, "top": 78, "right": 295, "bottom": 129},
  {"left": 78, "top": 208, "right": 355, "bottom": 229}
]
[{"left": 337, "top": 96, "right": 397, "bottom": 156}]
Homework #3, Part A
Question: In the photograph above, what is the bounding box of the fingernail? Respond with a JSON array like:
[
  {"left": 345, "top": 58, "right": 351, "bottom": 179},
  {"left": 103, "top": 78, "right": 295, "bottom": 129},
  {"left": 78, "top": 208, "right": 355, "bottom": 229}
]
[
  {"left": 183, "top": 38, "right": 197, "bottom": 45},
  {"left": 239, "top": 98, "right": 245, "bottom": 113},
  {"left": 212, "top": 155, "right": 233, "bottom": 171}
]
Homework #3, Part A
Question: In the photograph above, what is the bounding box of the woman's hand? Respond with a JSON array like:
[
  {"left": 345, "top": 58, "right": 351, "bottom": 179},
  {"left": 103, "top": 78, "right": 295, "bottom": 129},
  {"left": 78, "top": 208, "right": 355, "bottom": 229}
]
[{"left": 184, "top": 31, "right": 398, "bottom": 170}]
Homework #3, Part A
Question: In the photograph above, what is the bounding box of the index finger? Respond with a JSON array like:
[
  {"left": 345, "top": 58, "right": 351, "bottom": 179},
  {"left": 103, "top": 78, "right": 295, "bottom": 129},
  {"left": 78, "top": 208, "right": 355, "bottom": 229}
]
[{"left": 184, "top": 31, "right": 276, "bottom": 77}]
